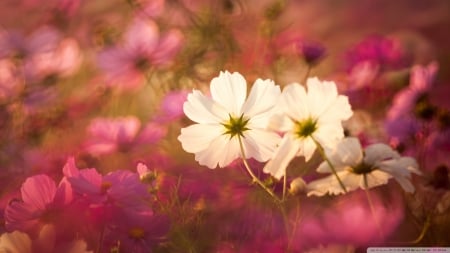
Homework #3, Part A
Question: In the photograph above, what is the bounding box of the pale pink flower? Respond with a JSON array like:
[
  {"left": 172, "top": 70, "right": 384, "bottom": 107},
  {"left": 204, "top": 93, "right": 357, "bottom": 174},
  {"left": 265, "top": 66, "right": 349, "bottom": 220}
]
[
  {"left": 97, "top": 17, "right": 183, "bottom": 91},
  {"left": 154, "top": 89, "right": 189, "bottom": 122},
  {"left": 84, "top": 116, "right": 166, "bottom": 156}
]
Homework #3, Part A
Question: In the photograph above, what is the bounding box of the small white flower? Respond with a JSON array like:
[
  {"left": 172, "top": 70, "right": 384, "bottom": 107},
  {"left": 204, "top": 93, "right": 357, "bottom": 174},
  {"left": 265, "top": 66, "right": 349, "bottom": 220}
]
[
  {"left": 307, "top": 137, "right": 421, "bottom": 196},
  {"left": 263, "top": 77, "right": 353, "bottom": 179},
  {"left": 178, "top": 71, "right": 281, "bottom": 168}
]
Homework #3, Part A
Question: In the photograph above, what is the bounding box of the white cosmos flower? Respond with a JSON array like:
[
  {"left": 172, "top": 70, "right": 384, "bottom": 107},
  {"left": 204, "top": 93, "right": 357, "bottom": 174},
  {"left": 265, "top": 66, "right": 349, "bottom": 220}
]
[
  {"left": 307, "top": 137, "right": 421, "bottom": 196},
  {"left": 263, "top": 77, "right": 353, "bottom": 179},
  {"left": 178, "top": 71, "right": 282, "bottom": 169}
]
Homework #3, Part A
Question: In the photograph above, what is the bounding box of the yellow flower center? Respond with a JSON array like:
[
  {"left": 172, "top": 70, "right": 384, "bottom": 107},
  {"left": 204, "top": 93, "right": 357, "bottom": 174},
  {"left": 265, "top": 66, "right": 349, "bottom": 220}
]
[
  {"left": 222, "top": 114, "right": 250, "bottom": 139},
  {"left": 294, "top": 117, "right": 317, "bottom": 138}
]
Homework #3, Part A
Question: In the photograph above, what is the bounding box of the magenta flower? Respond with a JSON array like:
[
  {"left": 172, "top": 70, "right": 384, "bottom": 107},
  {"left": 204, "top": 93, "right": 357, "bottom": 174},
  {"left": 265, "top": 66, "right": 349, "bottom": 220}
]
[
  {"left": 97, "top": 17, "right": 183, "bottom": 91},
  {"left": 385, "top": 62, "right": 439, "bottom": 143},
  {"left": 64, "top": 163, "right": 151, "bottom": 214},
  {"left": 296, "top": 40, "right": 326, "bottom": 66},
  {"left": 345, "top": 35, "right": 411, "bottom": 73},
  {"left": 4, "top": 174, "right": 73, "bottom": 235},
  {"left": 83, "top": 116, "right": 167, "bottom": 156}
]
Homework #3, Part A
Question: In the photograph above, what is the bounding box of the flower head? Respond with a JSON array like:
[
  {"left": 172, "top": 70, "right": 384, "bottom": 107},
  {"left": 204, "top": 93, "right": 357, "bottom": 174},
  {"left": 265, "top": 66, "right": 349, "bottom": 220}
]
[
  {"left": 97, "top": 17, "right": 183, "bottom": 91},
  {"left": 263, "top": 77, "right": 353, "bottom": 179},
  {"left": 178, "top": 71, "right": 281, "bottom": 168},
  {"left": 307, "top": 137, "right": 421, "bottom": 196}
]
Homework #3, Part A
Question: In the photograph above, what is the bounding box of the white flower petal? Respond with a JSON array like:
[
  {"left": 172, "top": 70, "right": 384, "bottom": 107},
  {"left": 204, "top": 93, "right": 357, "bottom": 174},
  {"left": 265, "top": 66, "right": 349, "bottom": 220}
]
[
  {"left": 243, "top": 129, "right": 281, "bottom": 162},
  {"left": 263, "top": 134, "right": 301, "bottom": 180},
  {"left": 194, "top": 134, "right": 239, "bottom": 168},
  {"left": 241, "top": 78, "right": 281, "bottom": 118},
  {"left": 362, "top": 170, "right": 391, "bottom": 189},
  {"left": 313, "top": 123, "right": 346, "bottom": 148},
  {"left": 317, "top": 95, "right": 353, "bottom": 123},
  {"left": 280, "top": 83, "right": 310, "bottom": 120},
  {"left": 306, "top": 78, "right": 338, "bottom": 117},
  {"left": 268, "top": 113, "right": 293, "bottom": 132},
  {"left": 210, "top": 71, "right": 247, "bottom": 115},
  {"left": 300, "top": 137, "right": 317, "bottom": 162},
  {"left": 307, "top": 171, "right": 355, "bottom": 196},
  {"left": 317, "top": 137, "right": 363, "bottom": 173},
  {"left": 364, "top": 143, "right": 400, "bottom": 165},
  {"left": 178, "top": 124, "right": 223, "bottom": 153},
  {"left": 183, "top": 90, "right": 228, "bottom": 124}
]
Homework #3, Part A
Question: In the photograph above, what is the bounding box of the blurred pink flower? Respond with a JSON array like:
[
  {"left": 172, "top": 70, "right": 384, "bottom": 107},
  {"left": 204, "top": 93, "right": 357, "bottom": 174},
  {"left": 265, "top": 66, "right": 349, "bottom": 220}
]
[
  {"left": 97, "top": 17, "right": 183, "bottom": 91},
  {"left": 4, "top": 174, "right": 73, "bottom": 235},
  {"left": 294, "top": 190, "right": 404, "bottom": 250},
  {"left": 23, "top": 38, "right": 82, "bottom": 82},
  {"left": 84, "top": 116, "right": 167, "bottom": 156},
  {"left": 104, "top": 210, "right": 170, "bottom": 253},
  {"left": 345, "top": 35, "right": 411, "bottom": 73},
  {"left": 385, "top": 62, "right": 438, "bottom": 143},
  {"left": 154, "top": 89, "right": 189, "bottom": 123},
  {"left": 64, "top": 163, "right": 151, "bottom": 214},
  {"left": 0, "top": 59, "right": 23, "bottom": 100},
  {"left": 0, "top": 26, "right": 61, "bottom": 60}
]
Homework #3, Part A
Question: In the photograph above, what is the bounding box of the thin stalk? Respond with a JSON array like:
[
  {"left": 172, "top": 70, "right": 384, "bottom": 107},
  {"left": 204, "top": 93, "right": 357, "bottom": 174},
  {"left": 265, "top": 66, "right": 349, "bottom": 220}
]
[
  {"left": 282, "top": 171, "right": 287, "bottom": 201},
  {"left": 311, "top": 137, "right": 347, "bottom": 193},
  {"left": 303, "top": 64, "right": 311, "bottom": 84},
  {"left": 363, "top": 174, "right": 384, "bottom": 239},
  {"left": 237, "top": 135, "right": 281, "bottom": 203},
  {"left": 409, "top": 213, "right": 431, "bottom": 244}
]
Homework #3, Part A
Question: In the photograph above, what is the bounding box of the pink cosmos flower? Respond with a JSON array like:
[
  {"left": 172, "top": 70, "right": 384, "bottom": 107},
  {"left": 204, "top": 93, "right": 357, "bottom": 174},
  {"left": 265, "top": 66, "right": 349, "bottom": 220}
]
[
  {"left": 103, "top": 210, "right": 170, "bottom": 253},
  {"left": 154, "top": 89, "right": 189, "bottom": 123},
  {"left": 4, "top": 174, "right": 73, "bottom": 235},
  {"left": 345, "top": 35, "right": 410, "bottom": 73},
  {"left": 0, "top": 26, "right": 61, "bottom": 61},
  {"left": 385, "top": 62, "right": 438, "bottom": 143},
  {"left": 97, "top": 17, "right": 183, "bottom": 91},
  {"left": 64, "top": 161, "right": 151, "bottom": 214},
  {"left": 22, "top": 38, "right": 82, "bottom": 83},
  {"left": 84, "top": 116, "right": 167, "bottom": 156}
]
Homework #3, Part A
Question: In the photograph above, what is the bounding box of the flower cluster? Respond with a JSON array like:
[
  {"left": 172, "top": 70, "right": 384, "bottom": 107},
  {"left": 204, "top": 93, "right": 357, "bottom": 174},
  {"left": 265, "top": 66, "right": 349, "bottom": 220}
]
[{"left": 1, "top": 0, "right": 450, "bottom": 252}]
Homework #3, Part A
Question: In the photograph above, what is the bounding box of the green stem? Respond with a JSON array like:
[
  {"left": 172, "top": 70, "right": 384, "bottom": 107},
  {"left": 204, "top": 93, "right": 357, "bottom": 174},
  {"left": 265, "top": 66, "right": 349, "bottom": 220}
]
[
  {"left": 311, "top": 136, "right": 347, "bottom": 194},
  {"left": 237, "top": 135, "right": 282, "bottom": 203}
]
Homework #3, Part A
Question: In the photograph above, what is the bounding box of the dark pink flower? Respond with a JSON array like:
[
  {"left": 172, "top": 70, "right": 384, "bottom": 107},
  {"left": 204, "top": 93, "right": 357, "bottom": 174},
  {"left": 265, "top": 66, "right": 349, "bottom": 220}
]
[
  {"left": 345, "top": 35, "right": 411, "bottom": 73},
  {"left": 104, "top": 210, "right": 170, "bottom": 253},
  {"left": 97, "top": 17, "right": 183, "bottom": 91}
]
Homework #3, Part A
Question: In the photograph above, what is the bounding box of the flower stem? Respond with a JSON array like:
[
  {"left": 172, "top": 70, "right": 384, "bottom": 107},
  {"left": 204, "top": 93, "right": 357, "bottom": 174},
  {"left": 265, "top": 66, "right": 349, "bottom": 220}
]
[
  {"left": 363, "top": 174, "right": 384, "bottom": 239},
  {"left": 237, "top": 135, "right": 282, "bottom": 203},
  {"left": 303, "top": 65, "right": 311, "bottom": 84},
  {"left": 311, "top": 136, "right": 348, "bottom": 193}
]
